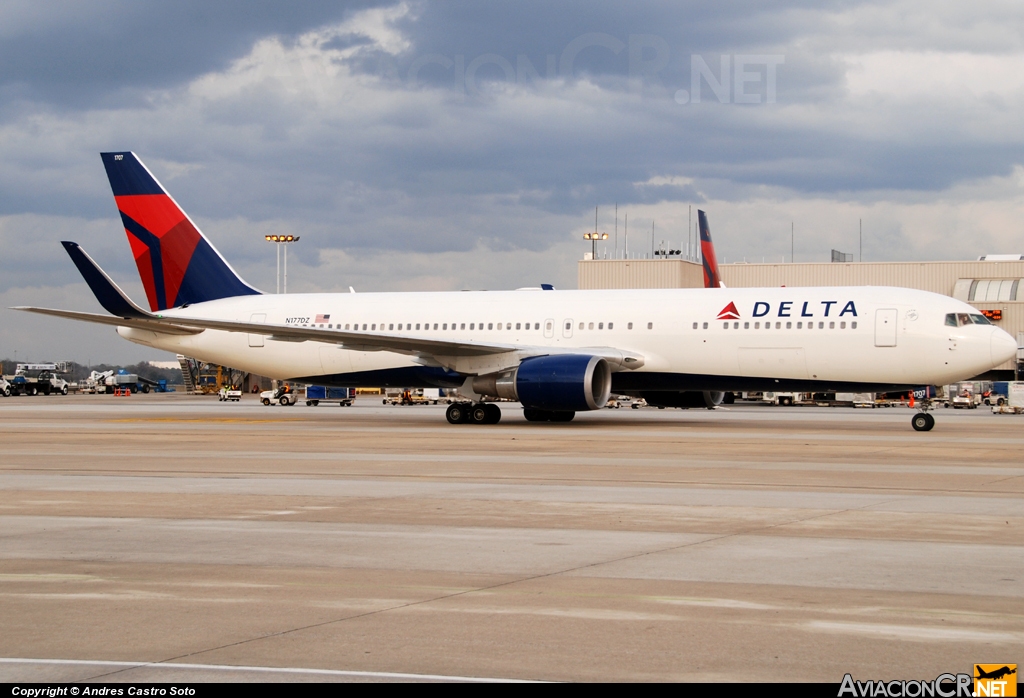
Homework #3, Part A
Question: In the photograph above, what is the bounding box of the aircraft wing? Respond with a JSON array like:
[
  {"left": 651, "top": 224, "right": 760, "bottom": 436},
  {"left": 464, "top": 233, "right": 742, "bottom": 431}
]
[{"left": 13, "top": 241, "right": 644, "bottom": 371}]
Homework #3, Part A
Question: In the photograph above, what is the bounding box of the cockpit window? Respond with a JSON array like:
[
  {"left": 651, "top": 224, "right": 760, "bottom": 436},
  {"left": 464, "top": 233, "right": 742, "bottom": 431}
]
[{"left": 946, "top": 312, "right": 992, "bottom": 327}]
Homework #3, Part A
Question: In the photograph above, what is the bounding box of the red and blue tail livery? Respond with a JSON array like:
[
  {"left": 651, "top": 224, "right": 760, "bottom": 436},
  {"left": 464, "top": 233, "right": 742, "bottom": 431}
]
[
  {"left": 100, "top": 152, "right": 260, "bottom": 311},
  {"left": 698, "top": 209, "right": 723, "bottom": 289}
]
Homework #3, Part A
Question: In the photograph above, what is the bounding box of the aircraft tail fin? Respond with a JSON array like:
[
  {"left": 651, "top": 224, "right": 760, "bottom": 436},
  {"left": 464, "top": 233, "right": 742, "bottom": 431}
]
[
  {"left": 100, "top": 152, "right": 260, "bottom": 311},
  {"left": 698, "top": 209, "right": 725, "bottom": 289}
]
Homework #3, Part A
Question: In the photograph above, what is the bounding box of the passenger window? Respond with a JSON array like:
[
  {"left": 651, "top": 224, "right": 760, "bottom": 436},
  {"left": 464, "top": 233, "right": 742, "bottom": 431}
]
[
  {"left": 733, "top": 322, "right": 739, "bottom": 329},
  {"left": 693, "top": 322, "right": 698, "bottom": 329},
  {"left": 775, "top": 322, "right": 781, "bottom": 329},
  {"left": 608, "top": 322, "right": 613, "bottom": 329},
  {"left": 443, "top": 323, "right": 447, "bottom": 330},
  {"left": 496, "top": 323, "right": 501, "bottom": 330},
  {"left": 648, "top": 322, "right": 653, "bottom": 329},
  {"left": 461, "top": 323, "right": 466, "bottom": 330},
  {"left": 723, "top": 322, "right": 729, "bottom": 329},
  {"left": 703, "top": 322, "right": 708, "bottom": 329},
  {"left": 851, "top": 321, "right": 857, "bottom": 329},
  {"left": 818, "top": 321, "right": 824, "bottom": 329},
  {"left": 389, "top": 324, "right": 394, "bottom": 330},
  {"left": 599, "top": 322, "right": 604, "bottom": 329},
  {"left": 628, "top": 322, "right": 633, "bottom": 330},
  {"left": 840, "top": 321, "right": 846, "bottom": 329},
  {"left": 535, "top": 323, "right": 540, "bottom": 330},
  {"left": 579, "top": 322, "right": 584, "bottom": 330},
  {"left": 516, "top": 323, "right": 521, "bottom": 330},
  {"left": 829, "top": 321, "right": 835, "bottom": 329},
  {"left": 744, "top": 322, "right": 749, "bottom": 329},
  {"left": 786, "top": 322, "right": 791, "bottom": 329},
  {"left": 470, "top": 323, "right": 475, "bottom": 330},
  {"left": 371, "top": 324, "right": 376, "bottom": 330},
  {"left": 415, "top": 323, "right": 420, "bottom": 330},
  {"left": 796, "top": 322, "right": 802, "bottom": 329},
  {"left": 345, "top": 324, "right": 350, "bottom": 330},
  {"left": 588, "top": 322, "right": 594, "bottom": 330},
  {"left": 754, "top": 322, "right": 760, "bottom": 329}
]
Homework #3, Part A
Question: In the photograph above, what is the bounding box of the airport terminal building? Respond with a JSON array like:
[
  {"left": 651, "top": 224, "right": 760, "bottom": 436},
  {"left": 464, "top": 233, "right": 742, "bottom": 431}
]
[{"left": 578, "top": 257, "right": 1024, "bottom": 377}]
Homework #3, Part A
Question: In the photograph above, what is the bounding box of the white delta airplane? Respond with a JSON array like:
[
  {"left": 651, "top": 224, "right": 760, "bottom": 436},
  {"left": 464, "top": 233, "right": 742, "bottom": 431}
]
[{"left": 16, "top": 153, "right": 1018, "bottom": 431}]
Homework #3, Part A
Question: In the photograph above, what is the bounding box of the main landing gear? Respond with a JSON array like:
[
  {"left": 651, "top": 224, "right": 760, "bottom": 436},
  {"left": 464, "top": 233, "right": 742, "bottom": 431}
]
[
  {"left": 911, "top": 412, "right": 935, "bottom": 432},
  {"left": 446, "top": 402, "right": 501, "bottom": 425}
]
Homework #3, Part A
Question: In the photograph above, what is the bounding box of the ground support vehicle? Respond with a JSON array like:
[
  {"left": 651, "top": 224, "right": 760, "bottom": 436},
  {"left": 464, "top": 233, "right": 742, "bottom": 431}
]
[
  {"left": 5, "top": 363, "right": 71, "bottom": 395},
  {"left": 992, "top": 382, "right": 1024, "bottom": 414},
  {"left": 218, "top": 387, "right": 242, "bottom": 401},
  {"left": 305, "top": 386, "right": 354, "bottom": 406},
  {"left": 384, "top": 388, "right": 444, "bottom": 405},
  {"left": 984, "top": 382, "right": 1012, "bottom": 406},
  {"left": 763, "top": 392, "right": 805, "bottom": 406},
  {"left": 260, "top": 385, "right": 298, "bottom": 406},
  {"left": 952, "top": 390, "right": 980, "bottom": 409}
]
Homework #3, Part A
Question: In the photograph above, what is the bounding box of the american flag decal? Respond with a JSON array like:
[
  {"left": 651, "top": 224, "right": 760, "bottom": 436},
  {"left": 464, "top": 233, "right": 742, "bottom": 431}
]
[{"left": 315, "top": 314, "right": 331, "bottom": 323}]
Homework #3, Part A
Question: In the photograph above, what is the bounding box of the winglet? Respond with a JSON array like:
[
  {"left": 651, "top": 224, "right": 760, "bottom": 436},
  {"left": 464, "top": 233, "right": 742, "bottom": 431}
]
[{"left": 61, "top": 241, "right": 152, "bottom": 319}]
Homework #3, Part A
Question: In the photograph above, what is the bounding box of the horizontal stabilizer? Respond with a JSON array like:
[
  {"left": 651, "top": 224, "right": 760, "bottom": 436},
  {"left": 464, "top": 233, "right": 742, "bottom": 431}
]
[{"left": 61, "top": 241, "right": 151, "bottom": 319}]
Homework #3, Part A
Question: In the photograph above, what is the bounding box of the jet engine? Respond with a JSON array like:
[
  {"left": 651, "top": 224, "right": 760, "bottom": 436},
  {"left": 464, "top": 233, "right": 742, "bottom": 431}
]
[{"left": 472, "top": 354, "right": 612, "bottom": 412}]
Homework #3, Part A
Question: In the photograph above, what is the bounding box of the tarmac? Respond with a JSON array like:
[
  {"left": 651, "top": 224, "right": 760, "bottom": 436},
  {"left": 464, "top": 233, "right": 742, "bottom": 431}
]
[{"left": 0, "top": 394, "right": 1021, "bottom": 683}]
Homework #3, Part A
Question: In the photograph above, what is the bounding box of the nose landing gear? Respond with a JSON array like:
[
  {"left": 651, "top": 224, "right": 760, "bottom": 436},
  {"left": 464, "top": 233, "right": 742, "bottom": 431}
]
[{"left": 911, "top": 412, "right": 935, "bottom": 432}]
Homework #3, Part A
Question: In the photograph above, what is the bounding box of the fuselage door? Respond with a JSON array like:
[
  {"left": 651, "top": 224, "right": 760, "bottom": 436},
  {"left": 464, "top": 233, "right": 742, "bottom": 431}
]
[
  {"left": 248, "top": 313, "right": 266, "bottom": 347},
  {"left": 874, "top": 308, "right": 897, "bottom": 347},
  {"left": 562, "top": 318, "right": 573, "bottom": 338}
]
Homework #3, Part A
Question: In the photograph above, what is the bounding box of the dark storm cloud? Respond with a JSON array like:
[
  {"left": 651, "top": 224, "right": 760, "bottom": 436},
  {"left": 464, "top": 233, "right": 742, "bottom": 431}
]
[{"left": 0, "top": 0, "right": 387, "bottom": 109}]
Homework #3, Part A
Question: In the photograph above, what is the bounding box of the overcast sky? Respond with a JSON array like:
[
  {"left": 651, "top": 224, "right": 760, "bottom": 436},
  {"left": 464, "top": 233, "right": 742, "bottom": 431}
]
[{"left": 2, "top": 0, "right": 1023, "bottom": 364}]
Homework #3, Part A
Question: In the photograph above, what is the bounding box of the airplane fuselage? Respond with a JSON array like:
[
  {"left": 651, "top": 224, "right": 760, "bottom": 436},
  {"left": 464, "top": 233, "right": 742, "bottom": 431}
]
[{"left": 117, "top": 285, "right": 1013, "bottom": 393}]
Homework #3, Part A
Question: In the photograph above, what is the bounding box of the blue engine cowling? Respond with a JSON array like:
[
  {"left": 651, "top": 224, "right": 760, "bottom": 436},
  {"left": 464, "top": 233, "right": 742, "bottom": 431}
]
[
  {"left": 516, "top": 354, "right": 612, "bottom": 411},
  {"left": 472, "top": 355, "right": 612, "bottom": 411}
]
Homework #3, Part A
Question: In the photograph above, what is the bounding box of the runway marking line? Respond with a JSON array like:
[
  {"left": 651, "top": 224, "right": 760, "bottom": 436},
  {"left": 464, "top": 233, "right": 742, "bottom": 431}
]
[{"left": 0, "top": 657, "right": 540, "bottom": 683}]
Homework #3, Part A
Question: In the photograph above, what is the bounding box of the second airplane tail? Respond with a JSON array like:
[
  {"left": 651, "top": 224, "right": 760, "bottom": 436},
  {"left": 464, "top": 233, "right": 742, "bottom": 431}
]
[
  {"left": 698, "top": 209, "right": 724, "bottom": 289},
  {"left": 100, "top": 152, "right": 261, "bottom": 311}
]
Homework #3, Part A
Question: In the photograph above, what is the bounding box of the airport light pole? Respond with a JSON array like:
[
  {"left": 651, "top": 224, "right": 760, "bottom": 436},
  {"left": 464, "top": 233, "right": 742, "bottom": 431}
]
[
  {"left": 583, "top": 232, "right": 608, "bottom": 259},
  {"left": 265, "top": 235, "right": 300, "bottom": 293}
]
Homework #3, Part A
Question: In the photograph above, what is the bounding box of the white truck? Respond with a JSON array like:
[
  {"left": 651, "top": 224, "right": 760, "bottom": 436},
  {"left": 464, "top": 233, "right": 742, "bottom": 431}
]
[{"left": 7, "top": 363, "right": 70, "bottom": 395}]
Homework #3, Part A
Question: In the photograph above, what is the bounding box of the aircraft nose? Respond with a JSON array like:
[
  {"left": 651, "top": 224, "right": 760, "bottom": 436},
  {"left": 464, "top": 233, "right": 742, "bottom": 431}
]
[{"left": 991, "top": 328, "right": 1018, "bottom": 366}]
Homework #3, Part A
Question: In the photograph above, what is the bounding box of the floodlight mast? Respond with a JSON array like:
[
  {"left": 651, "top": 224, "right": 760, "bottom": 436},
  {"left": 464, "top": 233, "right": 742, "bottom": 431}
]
[{"left": 264, "top": 235, "right": 300, "bottom": 293}]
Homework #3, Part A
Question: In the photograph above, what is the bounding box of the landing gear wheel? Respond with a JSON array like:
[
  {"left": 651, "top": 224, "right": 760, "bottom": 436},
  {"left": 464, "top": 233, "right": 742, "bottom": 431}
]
[
  {"left": 550, "top": 411, "right": 575, "bottom": 422},
  {"left": 446, "top": 403, "right": 469, "bottom": 424},
  {"left": 483, "top": 403, "right": 501, "bottom": 424},
  {"left": 471, "top": 404, "right": 490, "bottom": 424},
  {"left": 911, "top": 413, "right": 934, "bottom": 432}
]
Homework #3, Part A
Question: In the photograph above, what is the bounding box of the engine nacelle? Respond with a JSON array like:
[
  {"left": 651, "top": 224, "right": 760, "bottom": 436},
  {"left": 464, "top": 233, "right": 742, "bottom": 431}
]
[
  {"left": 639, "top": 390, "right": 724, "bottom": 409},
  {"left": 472, "top": 355, "right": 612, "bottom": 411}
]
